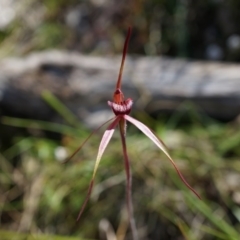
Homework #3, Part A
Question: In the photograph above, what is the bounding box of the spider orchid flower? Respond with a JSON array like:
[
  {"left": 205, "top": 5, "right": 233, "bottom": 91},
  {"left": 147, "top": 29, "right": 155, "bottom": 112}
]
[{"left": 68, "top": 27, "right": 200, "bottom": 240}]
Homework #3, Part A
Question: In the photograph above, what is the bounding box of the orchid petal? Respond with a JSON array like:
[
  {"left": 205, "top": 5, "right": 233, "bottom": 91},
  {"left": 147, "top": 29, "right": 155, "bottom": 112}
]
[
  {"left": 77, "top": 116, "right": 121, "bottom": 221},
  {"left": 124, "top": 115, "right": 201, "bottom": 199},
  {"left": 92, "top": 116, "right": 121, "bottom": 179},
  {"left": 64, "top": 117, "right": 117, "bottom": 163}
]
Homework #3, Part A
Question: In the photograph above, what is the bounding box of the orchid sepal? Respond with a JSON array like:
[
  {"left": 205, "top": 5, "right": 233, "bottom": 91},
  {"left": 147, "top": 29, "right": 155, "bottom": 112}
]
[
  {"left": 124, "top": 114, "right": 201, "bottom": 199},
  {"left": 76, "top": 116, "right": 121, "bottom": 221}
]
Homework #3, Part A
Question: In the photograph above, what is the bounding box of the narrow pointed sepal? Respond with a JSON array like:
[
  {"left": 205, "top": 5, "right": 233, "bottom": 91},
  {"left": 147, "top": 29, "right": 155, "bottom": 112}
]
[
  {"left": 63, "top": 117, "right": 117, "bottom": 163},
  {"left": 77, "top": 180, "right": 94, "bottom": 221},
  {"left": 124, "top": 115, "right": 201, "bottom": 199},
  {"left": 76, "top": 116, "right": 121, "bottom": 221},
  {"left": 92, "top": 116, "right": 121, "bottom": 179}
]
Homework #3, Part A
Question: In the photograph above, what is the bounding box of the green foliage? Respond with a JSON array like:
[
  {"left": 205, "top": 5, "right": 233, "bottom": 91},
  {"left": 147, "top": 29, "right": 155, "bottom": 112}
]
[
  {"left": 1, "top": 95, "right": 240, "bottom": 239},
  {"left": 0, "top": 229, "right": 92, "bottom": 240},
  {"left": 34, "top": 23, "right": 66, "bottom": 49},
  {"left": 1, "top": 0, "right": 240, "bottom": 59}
]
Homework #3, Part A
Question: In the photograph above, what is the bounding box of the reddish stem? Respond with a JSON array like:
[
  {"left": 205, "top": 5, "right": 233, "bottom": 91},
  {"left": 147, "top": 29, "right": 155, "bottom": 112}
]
[{"left": 119, "top": 118, "right": 139, "bottom": 240}]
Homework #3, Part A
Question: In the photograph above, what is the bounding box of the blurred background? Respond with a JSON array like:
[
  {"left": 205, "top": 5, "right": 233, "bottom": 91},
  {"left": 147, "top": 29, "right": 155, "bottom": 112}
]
[
  {"left": 1, "top": 0, "right": 240, "bottom": 240},
  {"left": 1, "top": 0, "right": 240, "bottom": 60}
]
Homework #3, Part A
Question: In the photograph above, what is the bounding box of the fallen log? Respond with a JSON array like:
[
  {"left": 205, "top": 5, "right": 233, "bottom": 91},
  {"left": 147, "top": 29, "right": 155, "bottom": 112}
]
[{"left": 0, "top": 50, "right": 240, "bottom": 128}]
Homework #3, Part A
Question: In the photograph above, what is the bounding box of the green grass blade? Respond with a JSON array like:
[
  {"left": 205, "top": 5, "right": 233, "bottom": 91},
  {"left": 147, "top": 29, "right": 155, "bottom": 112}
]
[
  {"left": 0, "top": 230, "right": 94, "bottom": 240},
  {"left": 170, "top": 172, "right": 239, "bottom": 240},
  {"left": 184, "top": 194, "right": 239, "bottom": 240},
  {"left": 2, "top": 137, "right": 33, "bottom": 160},
  {"left": 156, "top": 205, "right": 197, "bottom": 240},
  {"left": 1, "top": 116, "right": 80, "bottom": 136},
  {"left": 41, "top": 90, "right": 81, "bottom": 128}
]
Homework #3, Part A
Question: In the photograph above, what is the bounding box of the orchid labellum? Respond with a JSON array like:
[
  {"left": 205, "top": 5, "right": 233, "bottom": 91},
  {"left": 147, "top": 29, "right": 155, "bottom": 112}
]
[{"left": 68, "top": 27, "right": 200, "bottom": 240}]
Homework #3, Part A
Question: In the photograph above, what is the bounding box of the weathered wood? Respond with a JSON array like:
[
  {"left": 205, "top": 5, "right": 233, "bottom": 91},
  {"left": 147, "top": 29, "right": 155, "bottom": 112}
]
[{"left": 0, "top": 50, "right": 240, "bottom": 127}]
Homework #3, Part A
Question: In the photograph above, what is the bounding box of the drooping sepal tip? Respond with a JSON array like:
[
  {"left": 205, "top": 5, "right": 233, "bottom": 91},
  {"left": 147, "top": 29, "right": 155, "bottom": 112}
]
[{"left": 77, "top": 180, "right": 94, "bottom": 221}]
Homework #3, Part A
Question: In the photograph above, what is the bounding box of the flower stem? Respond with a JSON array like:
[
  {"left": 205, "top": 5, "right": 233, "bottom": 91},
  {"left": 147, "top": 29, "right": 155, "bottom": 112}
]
[{"left": 119, "top": 118, "right": 139, "bottom": 240}]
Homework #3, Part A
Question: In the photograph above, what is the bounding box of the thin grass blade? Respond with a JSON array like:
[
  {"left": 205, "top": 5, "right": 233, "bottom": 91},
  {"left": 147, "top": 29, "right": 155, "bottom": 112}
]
[
  {"left": 1, "top": 116, "right": 78, "bottom": 136},
  {"left": 42, "top": 90, "right": 81, "bottom": 128}
]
